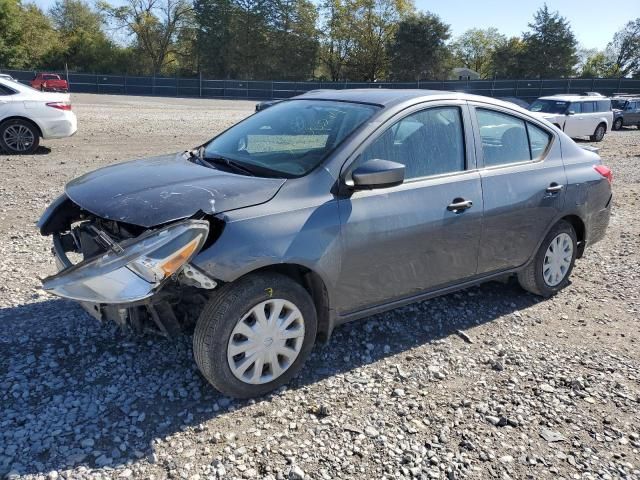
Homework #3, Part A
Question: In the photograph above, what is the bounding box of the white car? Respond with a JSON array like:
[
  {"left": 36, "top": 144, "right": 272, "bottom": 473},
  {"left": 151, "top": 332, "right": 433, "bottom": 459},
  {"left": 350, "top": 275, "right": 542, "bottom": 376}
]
[
  {"left": 529, "top": 95, "right": 613, "bottom": 142},
  {"left": 0, "top": 77, "right": 77, "bottom": 154}
]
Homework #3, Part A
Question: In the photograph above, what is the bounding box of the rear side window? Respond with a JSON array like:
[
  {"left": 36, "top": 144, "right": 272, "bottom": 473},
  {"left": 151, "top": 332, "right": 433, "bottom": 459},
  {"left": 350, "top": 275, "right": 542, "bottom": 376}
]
[
  {"left": 582, "top": 102, "right": 595, "bottom": 113},
  {"left": 597, "top": 100, "right": 611, "bottom": 112},
  {"left": 361, "top": 106, "right": 466, "bottom": 179},
  {"left": 476, "top": 108, "right": 552, "bottom": 166},
  {"left": 568, "top": 103, "right": 582, "bottom": 114},
  {"left": 527, "top": 123, "right": 552, "bottom": 159},
  {"left": 0, "top": 85, "right": 16, "bottom": 95}
]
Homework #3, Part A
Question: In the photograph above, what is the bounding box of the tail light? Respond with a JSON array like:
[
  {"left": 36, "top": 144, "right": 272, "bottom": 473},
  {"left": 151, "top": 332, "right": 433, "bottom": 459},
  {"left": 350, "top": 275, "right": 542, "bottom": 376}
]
[
  {"left": 594, "top": 165, "right": 612, "bottom": 184},
  {"left": 46, "top": 102, "right": 72, "bottom": 111}
]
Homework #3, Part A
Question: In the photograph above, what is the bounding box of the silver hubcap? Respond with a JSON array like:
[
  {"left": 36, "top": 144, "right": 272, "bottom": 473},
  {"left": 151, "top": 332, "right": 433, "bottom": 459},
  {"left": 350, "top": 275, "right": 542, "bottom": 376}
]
[
  {"left": 227, "top": 299, "right": 305, "bottom": 385},
  {"left": 543, "top": 233, "right": 573, "bottom": 287},
  {"left": 3, "top": 124, "right": 35, "bottom": 152},
  {"left": 596, "top": 126, "right": 605, "bottom": 139}
]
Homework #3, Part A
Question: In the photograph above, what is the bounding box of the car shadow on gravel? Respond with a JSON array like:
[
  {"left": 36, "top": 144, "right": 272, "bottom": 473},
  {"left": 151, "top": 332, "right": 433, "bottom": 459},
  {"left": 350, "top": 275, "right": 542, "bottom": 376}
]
[{"left": 0, "top": 279, "right": 542, "bottom": 476}]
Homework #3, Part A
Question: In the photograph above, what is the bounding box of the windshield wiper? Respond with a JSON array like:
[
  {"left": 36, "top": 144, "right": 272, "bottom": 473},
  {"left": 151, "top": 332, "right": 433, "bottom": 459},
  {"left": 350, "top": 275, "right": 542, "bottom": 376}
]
[{"left": 202, "top": 154, "right": 256, "bottom": 176}]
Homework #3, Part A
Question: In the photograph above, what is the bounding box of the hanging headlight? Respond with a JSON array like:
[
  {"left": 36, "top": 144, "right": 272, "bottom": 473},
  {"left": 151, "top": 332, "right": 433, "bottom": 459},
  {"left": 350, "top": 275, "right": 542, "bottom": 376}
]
[{"left": 42, "top": 220, "right": 210, "bottom": 304}]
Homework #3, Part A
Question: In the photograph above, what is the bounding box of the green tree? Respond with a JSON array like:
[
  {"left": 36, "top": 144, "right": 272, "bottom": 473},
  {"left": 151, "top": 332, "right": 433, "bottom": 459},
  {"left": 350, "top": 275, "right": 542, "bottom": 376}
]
[
  {"left": 0, "top": 0, "right": 24, "bottom": 67},
  {"left": 347, "top": 0, "right": 413, "bottom": 81},
  {"left": 268, "top": 0, "right": 318, "bottom": 80},
  {"left": 100, "top": 0, "right": 193, "bottom": 75},
  {"left": 606, "top": 19, "right": 640, "bottom": 77},
  {"left": 194, "top": 0, "right": 234, "bottom": 77},
  {"left": 579, "top": 51, "right": 616, "bottom": 78},
  {"left": 47, "top": 0, "right": 123, "bottom": 72},
  {"left": 491, "top": 37, "right": 527, "bottom": 79},
  {"left": 318, "top": 0, "right": 357, "bottom": 81},
  {"left": 387, "top": 11, "right": 451, "bottom": 81},
  {"left": 451, "top": 27, "right": 505, "bottom": 79},
  {"left": 520, "top": 4, "right": 578, "bottom": 78}
]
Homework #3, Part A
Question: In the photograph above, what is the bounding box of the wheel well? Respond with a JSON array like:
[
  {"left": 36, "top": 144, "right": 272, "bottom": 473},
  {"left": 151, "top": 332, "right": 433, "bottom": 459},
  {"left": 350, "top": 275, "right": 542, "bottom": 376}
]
[
  {"left": 0, "top": 116, "right": 43, "bottom": 137},
  {"left": 598, "top": 121, "right": 607, "bottom": 132},
  {"left": 561, "top": 215, "right": 586, "bottom": 257},
  {"left": 248, "top": 264, "right": 332, "bottom": 343}
]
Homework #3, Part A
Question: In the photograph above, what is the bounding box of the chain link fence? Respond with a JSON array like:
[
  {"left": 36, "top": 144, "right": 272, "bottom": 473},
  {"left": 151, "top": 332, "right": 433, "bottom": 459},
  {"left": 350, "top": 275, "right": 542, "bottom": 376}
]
[{"left": 2, "top": 68, "right": 639, "bottom": 103}]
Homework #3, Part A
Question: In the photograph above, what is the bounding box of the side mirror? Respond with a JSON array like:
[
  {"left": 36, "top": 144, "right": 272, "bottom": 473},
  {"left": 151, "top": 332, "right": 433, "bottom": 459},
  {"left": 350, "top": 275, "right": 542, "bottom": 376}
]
[{"left": 351, "top": 159, "right": 405, "bottom": 190}]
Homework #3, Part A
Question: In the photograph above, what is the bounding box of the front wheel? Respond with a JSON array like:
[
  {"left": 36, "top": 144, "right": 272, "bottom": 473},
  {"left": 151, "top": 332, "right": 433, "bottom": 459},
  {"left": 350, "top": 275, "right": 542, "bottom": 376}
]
[
  {"left": 193, "top": 272, "right": 317, "bottom": 398},
  {"left": 0, "top": 119, "right": 40, "bottom": 154},
  {"left": 517, "top": 220, "right": 577, "bottom": 297},
  {"left": 590, "top": 123, "right": 606, "bottom": 142},
  {"left": 613, "top": 118, "right": 623, "bottom": 131}
]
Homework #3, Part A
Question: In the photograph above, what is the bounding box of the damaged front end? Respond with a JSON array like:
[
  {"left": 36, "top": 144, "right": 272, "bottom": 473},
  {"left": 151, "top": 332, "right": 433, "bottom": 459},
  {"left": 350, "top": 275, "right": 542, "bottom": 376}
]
[{"left": 38, "top": 194, "right": 221, "bottom": 335}]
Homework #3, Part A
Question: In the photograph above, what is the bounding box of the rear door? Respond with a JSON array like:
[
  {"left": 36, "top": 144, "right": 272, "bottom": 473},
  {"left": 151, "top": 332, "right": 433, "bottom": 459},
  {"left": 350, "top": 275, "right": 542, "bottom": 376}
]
[
  {"left": 470, "top": 103, "right": 567, "bottom": 274},
  {"left": 564, "top": 101, "right": 588, "bottom": 137},
  {"left": 334, "top": 102, "right": 483, "bottom": 314},
  {"left": 628, "top": 101, "right": 640, "bottom": 124}
]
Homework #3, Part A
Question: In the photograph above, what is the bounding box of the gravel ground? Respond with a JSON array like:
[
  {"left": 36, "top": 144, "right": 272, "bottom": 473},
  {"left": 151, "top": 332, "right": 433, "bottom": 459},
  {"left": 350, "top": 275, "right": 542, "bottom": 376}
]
[{"left": 1, "top": 94, "right": 639, "bottom": 480}]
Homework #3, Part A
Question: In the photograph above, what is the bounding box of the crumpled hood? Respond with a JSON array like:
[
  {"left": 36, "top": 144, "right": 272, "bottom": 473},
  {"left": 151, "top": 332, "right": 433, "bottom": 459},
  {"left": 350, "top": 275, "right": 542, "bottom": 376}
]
[{"left": 65, "top": 153, "right": 286, "bottom": 227}]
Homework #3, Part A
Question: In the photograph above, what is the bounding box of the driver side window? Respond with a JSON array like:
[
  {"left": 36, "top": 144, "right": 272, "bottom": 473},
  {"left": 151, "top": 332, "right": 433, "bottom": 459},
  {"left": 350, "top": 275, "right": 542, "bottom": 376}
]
[{"left": 360, "top": 106, "right": 466, "bottom": 180}]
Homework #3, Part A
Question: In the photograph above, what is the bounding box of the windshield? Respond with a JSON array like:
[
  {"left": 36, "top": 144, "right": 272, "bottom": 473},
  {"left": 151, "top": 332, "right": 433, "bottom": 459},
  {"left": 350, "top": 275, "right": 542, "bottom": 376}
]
[
  {"left": 529, "top": 99, "right": 569, "bottom": 114},
  {"left": 203, "top": 100, "right": 380, "bottom": 177},
  {"left": 611, "top": 99, "right": 628, "bottom": 110}
]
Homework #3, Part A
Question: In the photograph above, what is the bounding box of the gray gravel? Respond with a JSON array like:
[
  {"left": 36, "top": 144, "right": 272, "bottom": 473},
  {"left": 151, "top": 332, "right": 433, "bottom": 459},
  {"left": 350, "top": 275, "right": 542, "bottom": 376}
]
[{"left": 1, "top": 94, "right": 639, "bottom": 480}]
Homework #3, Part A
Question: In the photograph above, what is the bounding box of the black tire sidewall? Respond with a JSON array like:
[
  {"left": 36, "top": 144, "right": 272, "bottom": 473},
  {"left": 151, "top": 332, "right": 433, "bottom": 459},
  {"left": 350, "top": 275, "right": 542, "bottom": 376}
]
[
  {"left": 0, "top": 120, "right": 39, "bottom": 154},
  {"left": 613, "top": 119, "right": 623, "bottom": 130},
  {"left": 194, "top": 273, "right": 317, "bottom": 398},
  {"left": 593, "top": 124, "right": 605, "bottom": 141},
  {"left": 533, "top": 221, "right": 577, "bottom": 297}
]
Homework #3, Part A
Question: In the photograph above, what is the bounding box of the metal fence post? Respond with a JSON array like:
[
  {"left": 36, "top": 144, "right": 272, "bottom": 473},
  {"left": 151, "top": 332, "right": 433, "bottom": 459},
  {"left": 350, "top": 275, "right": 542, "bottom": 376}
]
[
  {"left": 199, "top": 72, "right": 202, "bottom": 98},
  {"left": 96, "top": 73, "right": 99, "bottom": 94},
  {"left": 152, "top": 74, "right": 155, "bottom": 96},
  {"left": 617, "top": 77, "right": 622, "bottom": 93}
]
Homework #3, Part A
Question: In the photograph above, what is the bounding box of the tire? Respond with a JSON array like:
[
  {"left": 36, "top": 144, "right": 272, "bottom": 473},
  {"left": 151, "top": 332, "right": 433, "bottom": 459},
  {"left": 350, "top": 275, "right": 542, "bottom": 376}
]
[
  {"left": 590, "top": 123, "right": 606, "bottom": 142},
  {"left": 613, "top": 118, "right": 623, "bottom": 131},
  {"left": 0, "top": 119, "right": 40, "bottom": 154},
  {"left": 193, "top": 272, "right": 318, "bottom": 398},
  {"left": 517, "top": 220, "right": 577, "bottom": 297}
]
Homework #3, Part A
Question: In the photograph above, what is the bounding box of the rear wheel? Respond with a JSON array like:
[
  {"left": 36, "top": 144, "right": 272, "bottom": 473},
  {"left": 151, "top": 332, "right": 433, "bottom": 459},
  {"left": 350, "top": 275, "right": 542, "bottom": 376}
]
[
  {"left": 193, "top": 272, "right": 317, "bottom": 398},
  {"left": 613, "top": 118, "right": 623, "bottom": 131},
  {"left": 0, "top": 119, "right": 40, "bottom": 154},
  {"left": 590, "top": 123, "right": 606, "bottom": 142},
  {"left": 518, "top": 220, "right": 577, "bottom": 297}
]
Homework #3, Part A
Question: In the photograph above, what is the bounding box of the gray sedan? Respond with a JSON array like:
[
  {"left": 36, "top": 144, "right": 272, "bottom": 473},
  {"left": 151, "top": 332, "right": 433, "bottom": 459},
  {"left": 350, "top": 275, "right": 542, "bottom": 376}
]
[{"left": 38, "top": 90, "right": 612, "bottom": 398}]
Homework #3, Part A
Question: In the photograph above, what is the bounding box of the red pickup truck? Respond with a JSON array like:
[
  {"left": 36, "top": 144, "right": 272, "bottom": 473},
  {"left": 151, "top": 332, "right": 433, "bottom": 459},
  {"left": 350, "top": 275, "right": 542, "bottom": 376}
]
[{"left": 31, "top": 73, "right": 69, "bottom": 93}]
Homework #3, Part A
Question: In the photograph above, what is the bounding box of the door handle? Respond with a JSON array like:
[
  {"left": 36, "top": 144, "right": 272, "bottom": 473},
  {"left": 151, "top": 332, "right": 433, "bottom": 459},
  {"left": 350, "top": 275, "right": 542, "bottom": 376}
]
[
  {"left": 546, "top": 183, "right": 564, "bottom": 193},
  {"left": 447, "top": 198, "right": 473, "bottom": 212}
]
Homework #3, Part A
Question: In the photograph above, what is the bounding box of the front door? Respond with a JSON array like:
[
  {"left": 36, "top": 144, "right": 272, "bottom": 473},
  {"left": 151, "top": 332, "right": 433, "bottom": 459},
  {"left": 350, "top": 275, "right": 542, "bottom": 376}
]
[{"left": 335, "top": 103, "right": 483, "bottom": 314}]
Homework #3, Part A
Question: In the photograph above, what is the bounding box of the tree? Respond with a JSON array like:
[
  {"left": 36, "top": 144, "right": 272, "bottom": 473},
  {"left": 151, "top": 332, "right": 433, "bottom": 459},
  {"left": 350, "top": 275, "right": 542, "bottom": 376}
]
[
  {"left": 520, "top": 4, "right": 578, "bottom": 78},
  {"left": 451, "top": 28, "right": 505, "bottom": 79},
  {"left": 579, "top": 51, "right": 617, "bottom": 78},
  {"left": 268, "top": 0, "right": 318, "bottom": 80},
  {"left": 491, "top": 37, "right": 527, "bottom": 79},
  {"left": 100, "top": 0, "right": 193, "bottom": 74},
  {"left": 0, "top": 0, "right": 27, "bottom": 67},
  {"left": 347, "top": 0, "right": 413, "bottom": 81},
  {"left": 318, "top": 0, "right": 357, "bottom": 81},
  {"left": 387, "top": 11, "right": 451, "bottom": 81},
  {"left": 47, "top": 0, "right": 123, "bottom": 72},
  {"left": 606, "top": 19, "right": 640, "bottom": 77}
]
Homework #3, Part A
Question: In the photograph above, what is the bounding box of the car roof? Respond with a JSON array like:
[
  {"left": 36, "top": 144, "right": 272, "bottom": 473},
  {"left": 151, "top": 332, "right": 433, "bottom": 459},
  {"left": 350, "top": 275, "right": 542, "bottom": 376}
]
[
  {"left": 538, "top": 95, "right": 608, "bottom": 102},
  {"left": 294, "top": 88, "right": 525, "bottom": 110}
]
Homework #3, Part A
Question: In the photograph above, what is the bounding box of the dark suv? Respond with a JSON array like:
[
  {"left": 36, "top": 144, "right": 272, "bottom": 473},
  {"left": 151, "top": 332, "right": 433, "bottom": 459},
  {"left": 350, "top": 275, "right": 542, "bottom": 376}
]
[
  {"left": 38, "top": 90, "right": 612, "bottom": 398},
  {"left": 612, "top": 95, "right": 640, "bottom": 130}
]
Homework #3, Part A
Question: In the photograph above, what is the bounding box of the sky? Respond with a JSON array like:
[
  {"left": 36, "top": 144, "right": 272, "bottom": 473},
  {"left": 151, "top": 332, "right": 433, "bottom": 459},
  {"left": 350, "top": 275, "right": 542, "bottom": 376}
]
[
  {"left": 414, "top": 0, "right": 639, "bottom": 50},
  {"left": 29, "top": 0, "right": 640, "bottom": 51}
]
